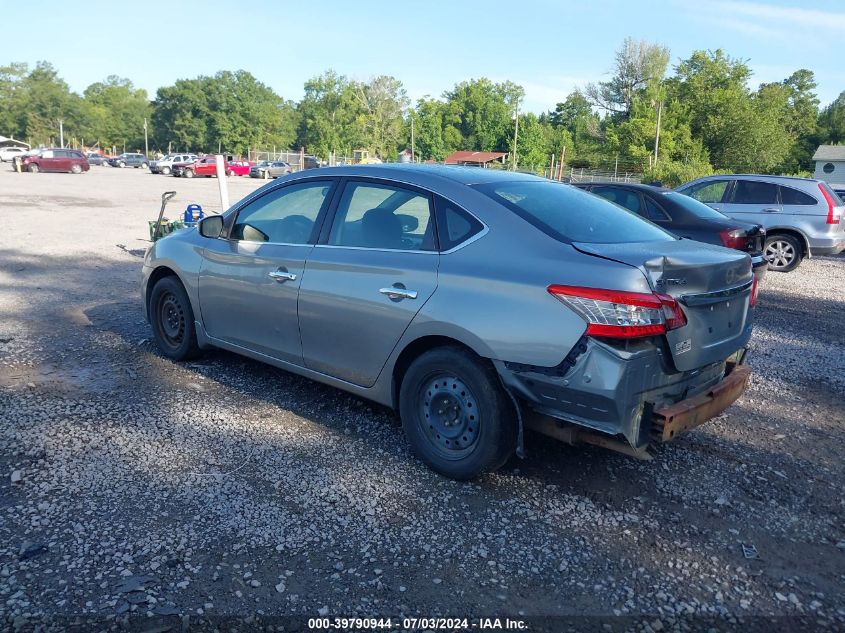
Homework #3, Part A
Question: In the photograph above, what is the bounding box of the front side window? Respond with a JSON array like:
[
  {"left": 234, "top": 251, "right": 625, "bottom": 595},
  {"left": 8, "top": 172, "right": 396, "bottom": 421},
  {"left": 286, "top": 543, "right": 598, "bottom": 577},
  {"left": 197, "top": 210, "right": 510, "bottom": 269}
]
[
  {"left": 683, "top": 180, "right": 730, "bottom": 203},
  {"left": 473, "top": 181, "right": 673, "bottom": 244},
  {"left": 328, "top": 182, "right": 435, "bottom": 251},
  {"left": 231, "top": 181, "right": 332, "bottom": 243},
  {"left": 730, "top": 180, "right": 778, "bottom": 205}
]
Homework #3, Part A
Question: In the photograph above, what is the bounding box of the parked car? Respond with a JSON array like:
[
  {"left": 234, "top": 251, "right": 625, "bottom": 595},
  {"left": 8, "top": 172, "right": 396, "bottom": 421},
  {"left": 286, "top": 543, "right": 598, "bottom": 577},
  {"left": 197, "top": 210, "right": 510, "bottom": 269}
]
[
  {"left": 226, "top": 160, "right": 253, "bottom": 176},
  {"left": 108, "top": 153, "right": 149, "bottom": 169},
  {"left": 576, "top": 182, "right": 767, "bottom": 281},
  {"left": 143, "top": 165, "right": 756, "bottom": 479},
  {"left": 677, "top": 175, "right": 845, "bottom": 272},
  {"left": 172, "top": 156, "right": 239, "bottom": 178},
  {"left": 833, "top": 187, "right": 845, "bottom": 202},
  {"left": 249, "top": 160, "right": 292, "bottom": 179},
  {"left": 150, "top": 153, "right": 198, "bottom": 175},
  {"left": 18, "top": 148, "right": 90, "bottom": 174},
  {"left": 0, "top": 146, "right": 27, "bottom": 162},
  {"left": 86, "top": 152, "right": 110, "bottom": 166}
]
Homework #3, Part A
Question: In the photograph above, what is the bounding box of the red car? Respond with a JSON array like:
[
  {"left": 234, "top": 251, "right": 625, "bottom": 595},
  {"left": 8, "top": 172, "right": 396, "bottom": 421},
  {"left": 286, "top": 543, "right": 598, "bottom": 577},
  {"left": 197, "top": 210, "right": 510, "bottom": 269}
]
[
  {"left": 18, "top": 149, "right": 90, "bottom": 174},
  {"left": 172, "top": 155, "right": 251, "bottom": 178}
]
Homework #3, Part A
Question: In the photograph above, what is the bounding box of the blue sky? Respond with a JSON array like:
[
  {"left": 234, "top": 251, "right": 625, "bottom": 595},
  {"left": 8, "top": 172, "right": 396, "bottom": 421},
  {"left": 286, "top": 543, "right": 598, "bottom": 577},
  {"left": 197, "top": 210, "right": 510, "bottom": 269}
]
[{"left": 6, "top": 0, "right": 845, "bottom": 112}]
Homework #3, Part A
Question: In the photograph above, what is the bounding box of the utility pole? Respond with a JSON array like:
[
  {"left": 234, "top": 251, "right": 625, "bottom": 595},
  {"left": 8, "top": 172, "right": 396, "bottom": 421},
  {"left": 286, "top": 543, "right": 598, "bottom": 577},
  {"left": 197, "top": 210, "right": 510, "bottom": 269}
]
[
  {"left": 58, "top": 120, "right": 64, "bottom": 148},
  {"left": 511, "top": 103, "right": 519, "bottom": 171},
  {"left": 143, "top": 118, "right": 149, "bottom": 157},
  {"left": 653, "top": 100, "right": 663, "bottom": 165},
  {"left": 410, "top": 113, "right": 415, "bottom": 163}
]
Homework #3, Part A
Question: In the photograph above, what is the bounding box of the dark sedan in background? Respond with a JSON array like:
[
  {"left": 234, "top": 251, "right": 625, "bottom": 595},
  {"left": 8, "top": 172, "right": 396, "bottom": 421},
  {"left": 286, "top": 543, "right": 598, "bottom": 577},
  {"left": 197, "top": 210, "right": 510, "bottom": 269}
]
[{"left": 575, "top": 182, "right": 768, "bottom": 281}]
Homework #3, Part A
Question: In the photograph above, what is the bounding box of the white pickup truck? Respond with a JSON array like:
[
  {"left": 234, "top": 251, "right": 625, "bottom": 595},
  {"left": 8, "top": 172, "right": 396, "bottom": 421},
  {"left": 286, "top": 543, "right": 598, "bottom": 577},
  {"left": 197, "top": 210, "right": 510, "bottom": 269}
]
[{"left": 149, "top": 153, "right": 197, "bottom": 175}]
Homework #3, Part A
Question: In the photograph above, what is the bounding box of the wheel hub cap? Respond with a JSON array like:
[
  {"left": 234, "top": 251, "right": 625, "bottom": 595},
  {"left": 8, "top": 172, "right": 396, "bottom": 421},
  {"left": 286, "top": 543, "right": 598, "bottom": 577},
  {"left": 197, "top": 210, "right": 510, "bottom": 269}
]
[{"left": 765, "top": 240, "right": 795, "bottom": 268}]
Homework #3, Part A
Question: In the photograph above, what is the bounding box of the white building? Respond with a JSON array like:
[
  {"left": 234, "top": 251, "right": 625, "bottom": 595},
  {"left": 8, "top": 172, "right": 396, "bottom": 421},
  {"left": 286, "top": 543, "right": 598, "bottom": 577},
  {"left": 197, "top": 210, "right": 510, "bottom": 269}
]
[
  {"left": 0, "top": 135, "right": 30, "bottom": 150},
  {"left": 812, "top": 144, "right": 845, "bottom": 187}
]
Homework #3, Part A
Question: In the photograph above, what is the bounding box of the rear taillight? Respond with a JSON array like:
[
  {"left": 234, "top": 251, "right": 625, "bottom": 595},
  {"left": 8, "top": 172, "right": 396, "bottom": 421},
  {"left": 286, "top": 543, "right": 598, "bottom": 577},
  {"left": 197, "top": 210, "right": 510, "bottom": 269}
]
[
  {"left": 819, "top": 184, "right": 842, "bottom": 225},
  {"left": 749, "top": 275, "right": 759, "bottom": 307},
  {"left": 547, "top": 285, "right": 687, "bottom": 339},
  {"left": 719, "top": 228, "right": 750, "bottom": 250}
]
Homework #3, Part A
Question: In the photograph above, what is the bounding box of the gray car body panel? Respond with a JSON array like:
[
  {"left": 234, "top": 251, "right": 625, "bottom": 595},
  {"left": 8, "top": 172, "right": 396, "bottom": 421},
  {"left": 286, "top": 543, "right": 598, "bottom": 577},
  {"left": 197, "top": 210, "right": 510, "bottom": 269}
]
[
  {"left": 142, "top": 165, "right": 753, "bottom": 445},
  {"left": 677, "top": 174, "right": 845, "bottom": 257}
]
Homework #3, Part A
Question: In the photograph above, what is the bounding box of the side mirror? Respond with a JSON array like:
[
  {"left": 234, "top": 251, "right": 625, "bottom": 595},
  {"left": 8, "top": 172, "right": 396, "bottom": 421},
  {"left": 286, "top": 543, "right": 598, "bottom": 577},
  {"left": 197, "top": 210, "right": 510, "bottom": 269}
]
[{"left": 199, "top": 215, "right": 224, "bottom": 238}]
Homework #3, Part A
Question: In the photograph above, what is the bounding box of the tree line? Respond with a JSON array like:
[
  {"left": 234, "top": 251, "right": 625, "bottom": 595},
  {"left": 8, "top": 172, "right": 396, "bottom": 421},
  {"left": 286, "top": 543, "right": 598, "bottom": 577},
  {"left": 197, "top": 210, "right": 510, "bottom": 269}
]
[{"left": 1, "top": 38, "right": 844, "bottom": 185}]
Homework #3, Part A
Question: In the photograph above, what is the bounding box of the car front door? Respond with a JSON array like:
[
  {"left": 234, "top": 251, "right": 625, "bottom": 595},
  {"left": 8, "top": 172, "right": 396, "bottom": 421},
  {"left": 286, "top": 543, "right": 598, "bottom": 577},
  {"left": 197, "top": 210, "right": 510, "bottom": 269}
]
[
  {"left": 297, "top": 179, "right": 440, "bottom": 387},
  {"left": 197, "top": 179, "right": 337, "bottom": 364},
  {"left": 38, "top": 149, "right": 60, "bottom": 172}
]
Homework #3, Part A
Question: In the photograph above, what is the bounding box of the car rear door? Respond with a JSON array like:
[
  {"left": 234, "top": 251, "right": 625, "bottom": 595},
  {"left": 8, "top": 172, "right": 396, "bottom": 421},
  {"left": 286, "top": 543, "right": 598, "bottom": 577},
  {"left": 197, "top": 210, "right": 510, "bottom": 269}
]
[
  {"left": 297, "top": 178, "right": 440, "bottom": 387},
  {"left": 719, "top": 179, "right": 781, "bottom": 227},
  {"left": 197, "top": 179, "right": 337, "bottom": 364}
]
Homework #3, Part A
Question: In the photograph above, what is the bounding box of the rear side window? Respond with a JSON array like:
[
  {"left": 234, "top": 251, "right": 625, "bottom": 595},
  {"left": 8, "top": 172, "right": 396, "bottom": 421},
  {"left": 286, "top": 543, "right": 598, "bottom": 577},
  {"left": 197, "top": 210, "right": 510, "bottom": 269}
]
[
  {"left": 779, "top": 186, "right": 817, "bottom": 206},
  {"left": 473, "top": 181, "right": 673, "bottom": 244},
  {"left": 684, "top": 180, "right": 730, "bottom": 203},
  {"left": 643, "top": 197, "right": 671, "bottom": 222},
  {"left": 328, "top": 182, "right": 435, "bottom": 251},
  {"left": 591, "top": 186, "right": 643, "bottom": 214},
  {"left": 436, "top": 198, "right": 484, "bottom": 251},
  {"left": 730, "top": 181, "right": 778, "bottom": 204}
]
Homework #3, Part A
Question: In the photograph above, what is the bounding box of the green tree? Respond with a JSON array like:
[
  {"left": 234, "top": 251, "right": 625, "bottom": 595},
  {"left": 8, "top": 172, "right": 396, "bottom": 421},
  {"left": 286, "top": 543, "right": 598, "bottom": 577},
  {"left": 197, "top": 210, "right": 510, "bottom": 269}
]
[
  {"left": 296, "top": 70, "right": 360, "bottom": 159},
  {"left": 818, "top": 91, "right": 845, "bottom": 144},
  {"left": 81, "top": 76, "right": 150, "bottom": 150},
  {"left": 586, "top": 38, "right": 669, "bottom": 118},
  {"left": 442, "top": 78, "right": 524, "bottom": 151},
  {"left": 353, "top": 75, "right": 408, "bottom": 160},
  {"left": 413, "top": 97, "right": 447, "bottom": 161}
]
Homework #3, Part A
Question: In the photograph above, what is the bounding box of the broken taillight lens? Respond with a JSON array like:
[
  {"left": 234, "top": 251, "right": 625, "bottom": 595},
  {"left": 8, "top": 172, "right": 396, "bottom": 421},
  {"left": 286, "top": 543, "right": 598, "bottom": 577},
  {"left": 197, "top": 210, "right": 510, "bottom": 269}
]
[{"left": 547, "top": 285, "right": 687, "bottom": 339}]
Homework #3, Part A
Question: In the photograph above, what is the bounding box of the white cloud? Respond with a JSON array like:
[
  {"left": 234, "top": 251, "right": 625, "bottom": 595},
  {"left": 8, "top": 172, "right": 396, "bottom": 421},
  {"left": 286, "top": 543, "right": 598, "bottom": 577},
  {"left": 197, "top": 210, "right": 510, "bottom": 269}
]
[{"left": 713, "top": 1, "right": 845, "bottom": 30}]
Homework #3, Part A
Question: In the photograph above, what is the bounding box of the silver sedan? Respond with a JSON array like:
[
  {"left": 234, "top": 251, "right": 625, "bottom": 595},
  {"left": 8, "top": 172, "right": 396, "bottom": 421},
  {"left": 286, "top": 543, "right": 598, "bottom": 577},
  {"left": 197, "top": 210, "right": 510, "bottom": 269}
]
[{"left": 142, "top": 165, "right": 756, "bottom": 479}]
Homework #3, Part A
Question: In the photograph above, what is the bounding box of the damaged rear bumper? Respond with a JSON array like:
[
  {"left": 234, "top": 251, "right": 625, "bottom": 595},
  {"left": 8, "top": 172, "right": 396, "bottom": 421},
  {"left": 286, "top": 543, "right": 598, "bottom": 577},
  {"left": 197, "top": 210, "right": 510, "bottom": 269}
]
[{"left": 495, "top": 338, "right": 750, "bottom": 452}]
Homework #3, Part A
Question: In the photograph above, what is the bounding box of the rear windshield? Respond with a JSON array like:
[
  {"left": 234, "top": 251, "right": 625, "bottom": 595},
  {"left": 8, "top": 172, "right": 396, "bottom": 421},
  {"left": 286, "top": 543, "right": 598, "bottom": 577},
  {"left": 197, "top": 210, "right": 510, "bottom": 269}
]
[
  {"left": 473, "top": 181, "right": 674, "bottom": 244},
  {"left": 662, "top": 191, "right": 728, "bottom": 219}
]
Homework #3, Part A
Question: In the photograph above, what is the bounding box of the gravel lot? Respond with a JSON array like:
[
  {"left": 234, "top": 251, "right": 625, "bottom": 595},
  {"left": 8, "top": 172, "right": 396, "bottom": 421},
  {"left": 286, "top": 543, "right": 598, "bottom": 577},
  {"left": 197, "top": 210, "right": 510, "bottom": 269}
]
[{"left": 0, "top": 166, "right": 843, "bottom": 631}]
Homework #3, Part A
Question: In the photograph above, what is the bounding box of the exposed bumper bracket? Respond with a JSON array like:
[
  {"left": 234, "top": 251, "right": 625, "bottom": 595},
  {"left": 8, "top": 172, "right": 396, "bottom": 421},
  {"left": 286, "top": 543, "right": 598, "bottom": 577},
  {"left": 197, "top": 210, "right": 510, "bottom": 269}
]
[{"left": 651, "top": 364, "right": 751, "bottom": 443}]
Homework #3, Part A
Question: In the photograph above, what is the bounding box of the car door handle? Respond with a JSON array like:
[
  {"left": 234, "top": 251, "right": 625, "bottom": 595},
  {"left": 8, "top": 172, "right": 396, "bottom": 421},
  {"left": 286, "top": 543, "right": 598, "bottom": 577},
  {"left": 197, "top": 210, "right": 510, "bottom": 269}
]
[
  {"left": 268, "top": 270, "right": 297, "bottom": 282},
  {"left": 761, "top": 208, "right": 779, "bottom": 213},
  {"left": 379, "top": 287, "right": 418, "bottom": 300}
]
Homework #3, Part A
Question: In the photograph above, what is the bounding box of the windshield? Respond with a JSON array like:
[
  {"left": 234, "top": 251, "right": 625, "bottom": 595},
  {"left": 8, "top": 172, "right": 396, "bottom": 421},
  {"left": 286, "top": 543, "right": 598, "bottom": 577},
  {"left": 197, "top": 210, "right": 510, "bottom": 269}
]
[
  {"left": 662, "top": 191, "right": 729, "bottom": 219},
  {"left": 473, "top": 181, "right": 674, "bottom": 244}
]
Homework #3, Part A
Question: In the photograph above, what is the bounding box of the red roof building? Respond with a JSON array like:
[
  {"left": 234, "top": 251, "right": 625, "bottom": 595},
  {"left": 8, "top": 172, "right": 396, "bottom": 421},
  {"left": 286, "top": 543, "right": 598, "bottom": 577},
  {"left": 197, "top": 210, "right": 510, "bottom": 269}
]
[{"left": 444, "top": 151, "right": 508, "bottom": 167}]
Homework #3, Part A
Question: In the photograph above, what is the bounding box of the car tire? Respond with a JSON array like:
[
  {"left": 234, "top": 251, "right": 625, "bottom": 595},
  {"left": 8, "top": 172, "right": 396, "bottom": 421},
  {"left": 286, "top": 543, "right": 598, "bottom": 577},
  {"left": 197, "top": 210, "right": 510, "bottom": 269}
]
[
  {"left": 183, "top": 169, "right": 194, "bottom": 179},
  {"left": 764, "top": 234, "right": 802, "bottom": 272},
  {"left": 28, "top": 163, "right": 39, "bottom": 173},
  {"left": 118, "top": 161, "right": 125, "bottom": 168},
  {"left": 226, "top": 169, "right": 234, "bottom": 177},
  {"left": 162, "top": 167, "right": 171, "bottom": 176},
  {"left": 140, "top": 162, "right": 148, "bottom": 169},
  {"left": 149, "top": 276, "right": 201, "bottom": 362},
  {"left": 399, "top": 346, "right": 516, "bottom": 480},
  {"left": 70, "top": 164, "right": 82, "bottom": 174}
]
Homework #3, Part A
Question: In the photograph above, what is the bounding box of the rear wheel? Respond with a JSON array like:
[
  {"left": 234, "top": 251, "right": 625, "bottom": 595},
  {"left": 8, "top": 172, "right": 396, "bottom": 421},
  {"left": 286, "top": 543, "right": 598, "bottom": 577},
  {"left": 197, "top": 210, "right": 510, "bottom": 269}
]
[
  {"left": 149, "top": 276, "right": 201, "bottom": 361},
  {"left": 70, "top": 164, "right": 82, "bottom": 174},
  {"left": 765, "top": 234, "right": 802, "bottom": 272},
  {"left": 162, "top": 166, "right": 171, "bottom": 175},
  {"left": 140, "top": 162, "right": 148, "bottom": 169},
  {"left": 28, "top": 163, "right": 39, "bottom": 173},
  {"left": 399, "top": 346, "right": 516, "bottom": 480}
]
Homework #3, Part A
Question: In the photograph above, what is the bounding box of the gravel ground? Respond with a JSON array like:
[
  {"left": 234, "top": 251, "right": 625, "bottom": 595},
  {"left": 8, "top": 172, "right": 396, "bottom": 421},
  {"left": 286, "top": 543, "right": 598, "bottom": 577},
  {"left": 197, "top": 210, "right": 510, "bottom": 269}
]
[{"left": 0, "top": 166, "right": 843, "bottom": 632}]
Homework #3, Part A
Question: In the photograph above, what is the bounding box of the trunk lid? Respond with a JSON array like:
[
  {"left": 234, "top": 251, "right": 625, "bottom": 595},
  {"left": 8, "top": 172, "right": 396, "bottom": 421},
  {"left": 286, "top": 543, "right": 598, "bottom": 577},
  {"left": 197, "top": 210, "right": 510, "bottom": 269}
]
[{"left": 573, "top": 239, "right": 753, "bottom": 371}]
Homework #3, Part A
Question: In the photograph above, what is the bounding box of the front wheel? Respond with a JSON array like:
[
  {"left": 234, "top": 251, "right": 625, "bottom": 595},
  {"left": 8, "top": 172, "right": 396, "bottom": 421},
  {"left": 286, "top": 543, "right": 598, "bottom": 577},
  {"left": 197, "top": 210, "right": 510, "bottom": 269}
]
[
  {"left": 399, "top": 347, "right": 516, "bottom": 480},
  {"left": 765, "top": 234, "right": 802, "bottom": 272},
  {"left": 149, "top": 276, "right": 201, "bottom": 361},
  {"left": 70, "top": 164, "right": 82, "bottom": 174},
  {"left": 28, "top": 163, "right": 39, "bottom": 173},
  {"left": 183, "top": 169, "right": 194, "bottom": 179},
  {"left": 118, "top": 161, "right": 125, "bottom": 168}
]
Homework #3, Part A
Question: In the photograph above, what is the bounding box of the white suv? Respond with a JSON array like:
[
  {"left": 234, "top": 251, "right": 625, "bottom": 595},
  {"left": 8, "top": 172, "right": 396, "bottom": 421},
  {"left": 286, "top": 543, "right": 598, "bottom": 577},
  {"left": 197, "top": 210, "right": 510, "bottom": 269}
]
[
  {"left": 0, "top": 146, "right": 27, "bottom": 162},
  {"left": 150, "top": 154, "right": 197, "bottom": 175}
]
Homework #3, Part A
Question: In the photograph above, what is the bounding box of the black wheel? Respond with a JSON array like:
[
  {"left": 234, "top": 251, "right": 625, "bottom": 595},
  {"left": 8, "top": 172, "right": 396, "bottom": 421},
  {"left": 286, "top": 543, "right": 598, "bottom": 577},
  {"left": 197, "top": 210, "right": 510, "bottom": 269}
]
[
  {"left": 764, "top": 234, "right": 802, "bottom": 272},
  {"left": 149, "top": 276, "right": 201, "bottom": 361},
  {"left": 399, "top": 346, "right": 516, "bottom": 480}
]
